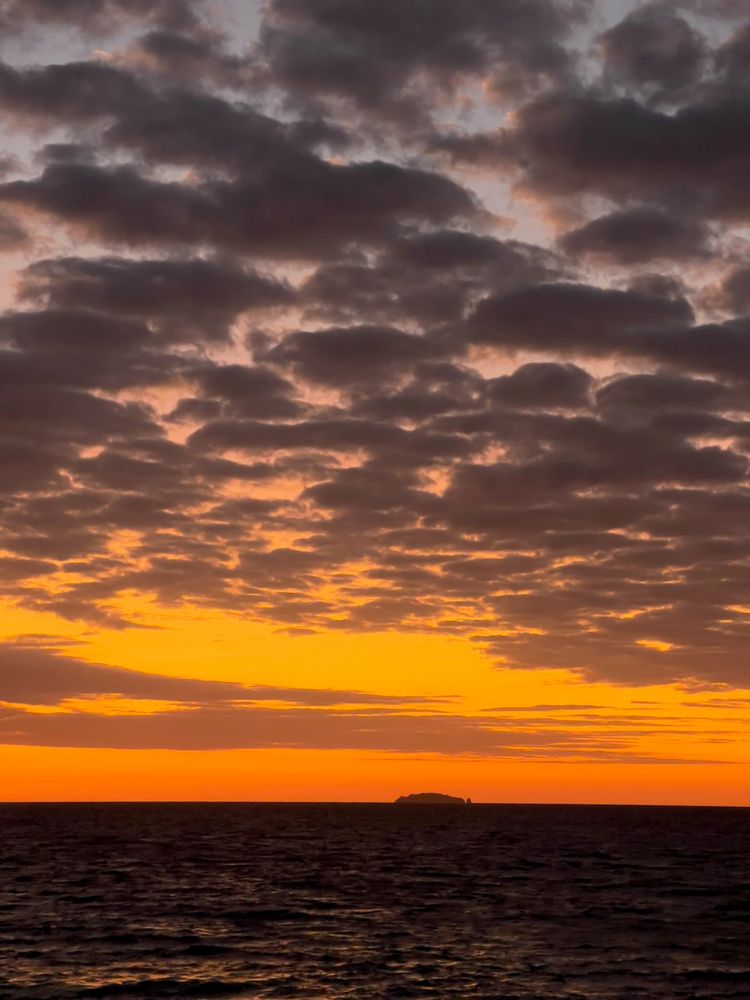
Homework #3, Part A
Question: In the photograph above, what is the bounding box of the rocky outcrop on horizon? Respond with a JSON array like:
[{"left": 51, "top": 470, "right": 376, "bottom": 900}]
[{"left": 394, "top": 793, "right": 469, "bottom": 804}]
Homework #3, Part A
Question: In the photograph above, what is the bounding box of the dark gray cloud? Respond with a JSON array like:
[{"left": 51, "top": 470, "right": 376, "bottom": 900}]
[
  {"left": 560, "top": 208, "right": 711, "bottom": 264},
  {"left": 0, "top": 159, "right": 476, "bottom": 259},
  {"left": 0, "top": 60, "right": 146, "bottom": 125},
  {"left": 489, "top": 363, "right": 593, "bottom": 410},
  {"left": 716, "top": 21, "right": 750, "bottom": 83},
  {"left": 598, "top": 5, "right": 708, "bottom": 94},
  {"left": 0, "top": 58, "right": 348, "bottom": 173},
  {"left": 20, "top": 257, "right": 293, "bottom": 344},
  {"left": 718, "top": 267, "right": 750, "bottom": 314},
  {"left": 132, "top": 28, "right": 241, "bottom": 82},
  {"left": 301, "top": 233, "right": 549, "bottom": 327},
  {"left": 595, "top": 373, "right": 732, "bottom": 415},
  {"left": 259, "top": 325, "right": 441, "bottom": 388},
  {"left": 438, "top": 89, "right": 750, "bottom": 221},
  {"left": 256, "top": 0, "right": 585, "bottom": 124},
  {"left": 0, "top": 308, "right": 184, "bottom": 393},
  {"left": 0, "top": 0, "right": 203, "bottom": 33},
  {"left": 470, "top": 282, "right": 694, "bottom": 353},
  {"left": 353, "top": 363, "right": 486, "bottom": 422},
  {"left": 0, "top": 210, "right": 28, "bottom": 251},
  {"left": 175, "top": 364, "right": 304, "bottom": 421}
]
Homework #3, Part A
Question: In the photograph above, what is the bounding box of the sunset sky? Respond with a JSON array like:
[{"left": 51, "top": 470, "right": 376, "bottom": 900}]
[{"left": 1, "top": 0, "right": 749, "bottom": 805}]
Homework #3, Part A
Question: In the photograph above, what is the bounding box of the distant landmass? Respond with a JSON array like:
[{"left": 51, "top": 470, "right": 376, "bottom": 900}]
[{"left": 394, "top": 792, "right": 470, "bottom": 804}]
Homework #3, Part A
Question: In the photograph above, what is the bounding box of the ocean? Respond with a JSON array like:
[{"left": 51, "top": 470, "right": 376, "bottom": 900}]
[{"left": 1, "top": 803, "right": 749, "bottom": 999}]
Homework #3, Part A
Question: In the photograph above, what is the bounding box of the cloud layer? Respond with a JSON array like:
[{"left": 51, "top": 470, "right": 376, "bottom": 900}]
[
  {"left": 0, "top": 0, "right": 749, "bottom": 739},
  {"left": 0, "top": 644, "right": 734, "bottom": 761}
]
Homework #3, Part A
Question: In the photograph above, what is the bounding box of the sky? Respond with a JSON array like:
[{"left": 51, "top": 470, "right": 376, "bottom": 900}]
[{"left": 0, "top": 0, "right": 749, "bottom": 805}]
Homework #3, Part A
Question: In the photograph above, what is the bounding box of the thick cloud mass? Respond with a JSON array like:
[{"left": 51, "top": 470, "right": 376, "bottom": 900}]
[
  {"left": 598, "top": 5, "right": 707, "bottom": 94},
  {"left": 1, "top": 0, "right": 749, "bottom": 733},
  {"left": 257, "top": 0, "right": 586, "bottom": 122},
  {"left": 559, "top": 209, "right": 711, "bottom": 264},
  {"left": 0, "top": 0, "right": 203, "bottom": 33}
]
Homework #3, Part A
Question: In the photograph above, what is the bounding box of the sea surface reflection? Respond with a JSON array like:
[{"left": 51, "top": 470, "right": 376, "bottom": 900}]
[{"left": 1, "top": 803, "right": 749, "bottom": 998}]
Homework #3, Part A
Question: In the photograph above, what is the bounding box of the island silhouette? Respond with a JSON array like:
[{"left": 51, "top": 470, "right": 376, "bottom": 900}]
[{"left": 394, "top": 792, "right": 470, "bottom": 804}]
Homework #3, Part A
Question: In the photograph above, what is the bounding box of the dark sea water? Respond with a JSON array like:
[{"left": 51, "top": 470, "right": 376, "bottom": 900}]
[{"left": 1, "top": 804, "right": 749, "bottom": 999}]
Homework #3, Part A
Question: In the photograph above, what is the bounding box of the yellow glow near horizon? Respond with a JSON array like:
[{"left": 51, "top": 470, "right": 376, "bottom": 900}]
[
  {"left": 1, "top": 597, "right": 749, "bottom": 805},
  {"left": 2, "top": 746, "right": 748, "bottom": 807}
]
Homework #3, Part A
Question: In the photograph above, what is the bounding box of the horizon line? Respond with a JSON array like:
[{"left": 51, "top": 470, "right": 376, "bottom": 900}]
[{"left": 2, "top": 799, "right": 748, "bottom": 809}]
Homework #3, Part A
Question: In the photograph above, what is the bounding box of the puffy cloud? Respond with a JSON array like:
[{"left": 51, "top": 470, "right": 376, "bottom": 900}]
[
  {"left": 598, "top": 5, "right": 708, "bottom": 94},
  {"left": 301, "top": 233, "right": 548, "bottom": 327},
  {"left": 20, "top": 257, "right": 293, "bottom": 344},
  {"left": 716, "top": 21, "right": 750, "bottom": 83},
  {"left": 0, "top": 0, "right": 203, "bottom": 34},
  {"left": 439, "top": 89, "right": 750, "bottom": 221},
  {"left": 256, "top": 0, "right": 585, "bottom": 124},
  {"left": 175, "top": 364, "right": 304, "bottom": 421},
  {"left": 595, "top": 373, "right": 732, "bottom": 415},
  {"left": 488, "top": 363, "right": 593, "bottom": 410},
  {"left": 470, "top": 282, "right": 693, "bottom": 353},
  {"left": 717, "top": 267, "right": 750, "bottom": 313},
  {"left": 0, "top": 159, "right": 476, "bottom": 258},
  {"left": 559, "top": 208, "right": 711, "bottom": 264},
  {"left": 259, "top": 325, "right": 440, "bottom": 388},
  {"left": 0, "top": 210, "right": 27, "bottom": 251}
]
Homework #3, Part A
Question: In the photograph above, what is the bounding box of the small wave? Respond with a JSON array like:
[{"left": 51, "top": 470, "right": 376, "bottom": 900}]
[{"left": 78, "top": 978, "right": 256, "bottom": 998}]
